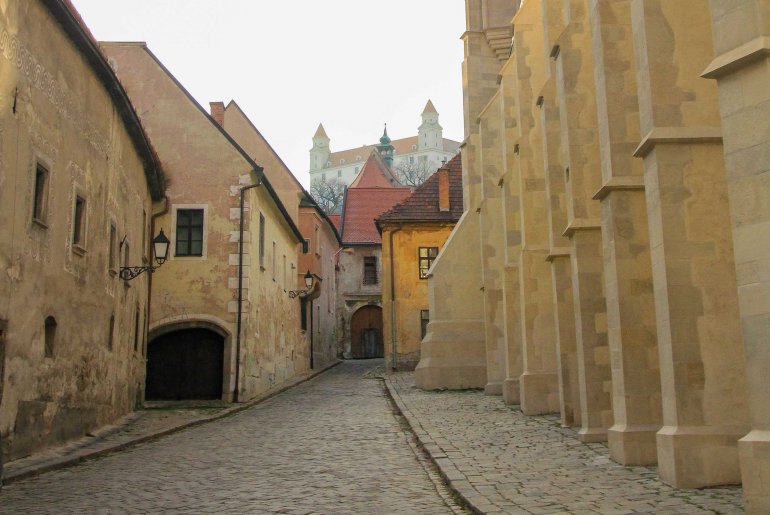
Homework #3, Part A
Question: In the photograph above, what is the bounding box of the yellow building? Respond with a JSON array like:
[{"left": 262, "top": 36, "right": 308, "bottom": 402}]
[{"left": 378, "top": 155, "right": 463, "bottom": 370}]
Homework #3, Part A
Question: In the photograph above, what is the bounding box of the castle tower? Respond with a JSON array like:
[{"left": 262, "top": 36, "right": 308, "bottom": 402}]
[
  {"left": 418, "top": 100, "right": 443, "bottom": 151},
  {"left": 309, "top": 123, "right": 331, "bottom": 172},
  {"left": 376, "top": 124, "right": 395, "bottom": 167}
]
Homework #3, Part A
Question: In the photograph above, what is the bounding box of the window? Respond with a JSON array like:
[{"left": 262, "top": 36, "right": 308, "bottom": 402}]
[
  {"left": 337, "top": 170, "right": 342, "bottom": 178},
  {"left": 108, "top": 223, "right": 117, "bottom": 273},
  {"left": 33, "top": 163, "right": 49, "bottom": 223},
  {"left": 282, "top": 254, "right": 287, "bottom": 289},
  {"left": 314, "top": 225, "right": 320, "bottom": 255},
  {"left": 72, "top": 196, "right": 86, "bottom": 246},
  {"left": 322, "top": 173, "right": 326, "bottom": 181},
  {"left": 340, "top": 159, "right": 345, "bottom": 165},
  {"left": 419, "top": 247, "right": 439, "bottom": 279},
  {"left": 412, "top": 144, "right": 417, "bottom": 151},
  {"left": 176, "top": 209, "right": 204, "bottom": 256},
  {"left": 363, "top": 256, "right": 377, "bottom": 285},
  {"left": 421, "top": 310, "right": 430, "bottom": 339},
  {"left": 107, "top": 314, "right": 115, "bottom": 350},
  {"left": 142, "top": 210, "right": 147, "bottom": 259},
  {"left": 123, "top": 242, "right": 130, "bottom": 271},
  {"left": 259, "top": 213, "right": 266, "bottom": 268},
  {"left": 44, "top": 316, "right": 56, "bottom": 358},
  {"left": 356, "top": 156, "right": 361, "bottom": 161},
  {"left": 133, "top": 306, "right": 140, "bottom": 352},
  {"left": 272, "top": 241, "right": 277, "bottom": 281}
]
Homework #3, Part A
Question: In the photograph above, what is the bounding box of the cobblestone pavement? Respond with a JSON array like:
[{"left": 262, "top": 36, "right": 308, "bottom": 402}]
[
  {"left": 386, "top": 372, "right": 745, "bottom": 515},
  {"left": 0, "top": 361, "right": 459, "bottom": 514}
]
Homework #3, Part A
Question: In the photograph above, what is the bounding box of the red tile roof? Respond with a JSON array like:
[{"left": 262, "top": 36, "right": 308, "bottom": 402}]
[
  {"left": 376, "top": 153, "right": 464, "bottom": 225},
  {"left": 341, "top": 188, "right": 413, "bottom": 244},
  {"left": 349, "top": 151, "right": 402, "bottom": 188},
  {"left": 328, "top": 213, "right": 341, "bottom": 231}
]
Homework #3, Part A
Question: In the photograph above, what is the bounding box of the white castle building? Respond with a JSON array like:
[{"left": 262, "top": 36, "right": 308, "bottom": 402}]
[{"left": 309, "top": 100, "right": 461, "bottom": 186}]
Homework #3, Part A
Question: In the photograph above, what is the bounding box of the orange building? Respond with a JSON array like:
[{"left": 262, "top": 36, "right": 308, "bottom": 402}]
[{"left": 377, "top": 154, "right": 463, "bottom": 370}]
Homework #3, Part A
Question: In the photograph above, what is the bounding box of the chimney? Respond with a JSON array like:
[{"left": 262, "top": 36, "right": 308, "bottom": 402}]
[
  {"left": 209, "top": 102, "right": 225, "bottom": 126},
  {"left": 438, "top": 168, "right": 450, "bottom": 212}
]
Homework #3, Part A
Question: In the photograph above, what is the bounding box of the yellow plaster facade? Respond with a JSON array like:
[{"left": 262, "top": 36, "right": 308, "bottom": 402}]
[{"left": 380, "top": 224, "right": 455, "bottom": 371}]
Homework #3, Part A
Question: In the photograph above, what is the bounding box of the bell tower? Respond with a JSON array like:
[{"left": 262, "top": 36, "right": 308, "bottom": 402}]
[
  {"left": 376, "top": 125, "right": 395, "bottom": 167},
  {"left": 309, "top": 123, "right": 331, "bottom": 173},
  {"left": 418, "top": 100, "right": 443, "bottom": 151}
]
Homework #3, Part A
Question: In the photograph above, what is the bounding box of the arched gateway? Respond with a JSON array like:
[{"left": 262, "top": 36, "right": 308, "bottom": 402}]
[
  {"left": 350, "top": 305, "right": 383, "bottom": 359},
  {"left": 146, "top": 327, "right": 225, "bottom": 400}
]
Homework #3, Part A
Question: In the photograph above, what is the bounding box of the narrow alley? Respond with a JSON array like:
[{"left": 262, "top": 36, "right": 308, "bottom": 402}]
[{"left": 0, "top": 362, "right": 459, "bottom": 514}]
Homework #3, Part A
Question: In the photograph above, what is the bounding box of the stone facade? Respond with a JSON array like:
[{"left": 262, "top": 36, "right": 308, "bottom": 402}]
[
  {"left": 417, "top": 0, "right": 770, "bottom": 508},
  {"left": 102, "top": 43, "right": 307, "bottom": 403},
  {"left": 0, "top": 0, "right": 163, "bottom": 461},
  {"left": 213, "top": 100, "right": 342, "bottom": 371}
]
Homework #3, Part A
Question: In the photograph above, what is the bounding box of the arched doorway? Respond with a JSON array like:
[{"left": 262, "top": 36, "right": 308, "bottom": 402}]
[
  {"left": 146, "top": 328, "right": 224, "bottom": 400},
  {"left": 350, "top": 305, "right": 383, "bottom": 359}
]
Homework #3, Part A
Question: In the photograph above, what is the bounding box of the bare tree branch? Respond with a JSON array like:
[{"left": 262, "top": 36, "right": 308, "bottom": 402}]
[
  {"left": 393, "top": 158, "right": 439, "bottom": 187},
  {"left": 310, "top": 176, "right": 346, "bottom": 214}
]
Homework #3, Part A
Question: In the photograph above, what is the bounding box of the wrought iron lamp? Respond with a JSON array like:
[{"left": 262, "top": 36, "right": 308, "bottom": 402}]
[
  {"left": 288, "top": 270, "right": 314, "bottom": 298},
  {"left": 120, "top": 229, "right": 171, "bottom": 281}
]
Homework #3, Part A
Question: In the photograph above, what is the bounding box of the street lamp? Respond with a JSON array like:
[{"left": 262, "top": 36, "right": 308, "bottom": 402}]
[
  {"left": 289, "top": 270, "right": 314, "bottom": 298},
  {"left": 120, "top": 229, "right": 171, "bottom": 281}
]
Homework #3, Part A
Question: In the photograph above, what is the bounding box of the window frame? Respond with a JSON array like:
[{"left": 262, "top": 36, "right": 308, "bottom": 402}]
[
  {"left": 175, "top": 208, "right": 204, "bottom": 257},
  {"left": 32, "top": 162, "right": 50, "bottom": 225},
  {"left": 259, "top": 212, "right": 266, "bottom": 270},
  {"left": 418, "top": 247, "right": 439, "bottom": 279},
  {"left": 72, "top": 194, "right": 87, "bottom": 250},
  {"left": 363, "top": 256, "right": 378, "bottom": 286}
]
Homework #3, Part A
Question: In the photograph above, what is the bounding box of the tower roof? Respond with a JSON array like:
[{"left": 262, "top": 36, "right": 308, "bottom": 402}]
[
  {"left": 349, "top": 151, "right": 403, "bottom": 189},
  {"left": 422, "top": 100, "right": 438, "bottom": 114},
  {"left": 314, "top": 123, "right": 329, "bottom": 140},
  {"left": 379, "top": 124, "right": 392, "bottom": 145}
]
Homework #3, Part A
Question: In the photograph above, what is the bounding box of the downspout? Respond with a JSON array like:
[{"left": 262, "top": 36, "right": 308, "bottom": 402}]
[
  {"left": 389, "top": 225, "right": 402, "bottom": 371},
  {"left": 235, "top": 180, "right": 262, "bottom": 402}
]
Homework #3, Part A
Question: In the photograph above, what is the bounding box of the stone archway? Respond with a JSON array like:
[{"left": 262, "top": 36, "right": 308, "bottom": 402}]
[
  {"left": 350, "top": 305, "right": 383, "bottom": 359},
  {"left": 146, "top": 327, "right": 225, "bottom": 400}
]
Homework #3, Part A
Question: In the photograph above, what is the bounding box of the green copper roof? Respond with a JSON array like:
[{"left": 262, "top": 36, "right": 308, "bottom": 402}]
[{"left": 379, "top": 124, "right": 391, "bottom": 145}]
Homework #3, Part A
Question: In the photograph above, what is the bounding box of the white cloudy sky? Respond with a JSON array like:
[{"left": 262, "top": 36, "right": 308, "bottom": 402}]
[{"left": 70, "top": 0, "right": 466, "bottom": 187}]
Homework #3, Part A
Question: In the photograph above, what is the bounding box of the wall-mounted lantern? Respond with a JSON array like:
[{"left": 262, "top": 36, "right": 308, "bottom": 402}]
[
  {"left": 120, "top": 229, "right": 171, "bottom": 281},
  {"left": 288, "top": 270, "right": 314, "bottom": 298}
]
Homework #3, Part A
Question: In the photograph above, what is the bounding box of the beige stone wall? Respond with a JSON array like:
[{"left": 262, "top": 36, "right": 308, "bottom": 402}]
[
  {"left": 0, "top": 1, "right": 155, "bottom": 460},
  {"left": 705, "top": 0, "right": 770, "bottom": 510},
  {"left": 631, "top": 0, "right": 750, "bottom": 488},
  {"left": 336, "top": 246, "right": 383, "bottom": 359},
  {"left": 102, "top": 43, "right": 304, "bottom": 404},
  {"left": 590, "top": 0, "right": 661, "bottom": 466}
]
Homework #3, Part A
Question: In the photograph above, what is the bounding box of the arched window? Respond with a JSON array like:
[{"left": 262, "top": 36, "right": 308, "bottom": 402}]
[{"left": 44, "top": 316, "right": 57, "bottom": 357}]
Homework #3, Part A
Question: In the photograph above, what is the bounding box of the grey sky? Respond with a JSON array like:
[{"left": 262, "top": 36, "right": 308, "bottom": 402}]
[{"left": 70, "top": 1, "right": 466, "bottom": 187}]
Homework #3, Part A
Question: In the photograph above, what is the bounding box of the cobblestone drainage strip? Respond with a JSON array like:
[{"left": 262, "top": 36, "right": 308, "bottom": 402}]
[{"left": 368, "top": 371, "right": 473, "bottom": 515}]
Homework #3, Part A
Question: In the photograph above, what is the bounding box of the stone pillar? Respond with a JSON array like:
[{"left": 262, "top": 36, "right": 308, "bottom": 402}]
[
  {"left": 478, "top": 92, "right": 507, "bottom": 396},
  {"left": 631, "top": 0, "right": 750, "bottom": 488},
  {"left": 541, "top": 0, "right": 581, "bottom": 428},
  {"left": 510, "top": 5, "right": 560, "bottom": 414},
  {"left": 500, "top": 59, "right": 524, "bottom": 406},
  {"left": 703, "top": 0, "right": 770, "bottom": 508},
  {"left": 556, "top": 0, "right": 613, "bottom": 442},
  {"left": 589, "top": 0, "right": 662, "bottom": 466}
]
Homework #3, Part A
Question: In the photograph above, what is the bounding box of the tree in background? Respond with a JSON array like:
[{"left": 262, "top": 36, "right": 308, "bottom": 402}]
[
  {"left": 310, "top": 176, "right": 346, "bottom": 214},
  {"left": 393, "top": 158, "right": 438, "bottom": 187}
]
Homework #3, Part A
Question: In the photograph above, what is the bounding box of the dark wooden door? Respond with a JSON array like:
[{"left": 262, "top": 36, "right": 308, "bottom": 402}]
[
  {"left": 351, "top": 306, "right": 383, "bottom": 358},
  {"left": 146, "top": 328, "right": 224, "bottom": 400}
]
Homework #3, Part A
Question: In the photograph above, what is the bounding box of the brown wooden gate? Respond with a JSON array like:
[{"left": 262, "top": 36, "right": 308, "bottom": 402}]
[{"left": 350, "top": 305, "right": 383, "bottom": 358}]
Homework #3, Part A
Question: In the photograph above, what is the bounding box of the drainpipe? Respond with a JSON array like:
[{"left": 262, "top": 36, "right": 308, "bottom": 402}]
[
  {"left": 389, "top": 225, "right": 402, "bottom": 371},
  {"left": 235, "top": 180, "right": 262, "bottom": 403}
]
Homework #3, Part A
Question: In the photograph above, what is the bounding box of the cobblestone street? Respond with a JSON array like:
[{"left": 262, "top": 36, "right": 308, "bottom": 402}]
[{"left": 0, "top": 361, "right": 457, "bottom": 514}]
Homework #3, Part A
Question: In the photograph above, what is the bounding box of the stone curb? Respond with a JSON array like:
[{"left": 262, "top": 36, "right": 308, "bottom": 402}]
[
  {"left": 383, "top": 376, "right": 486, "bottom": 515},
  {"left": 2, "top": 360, "right": 342, "bottom": 486}
]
